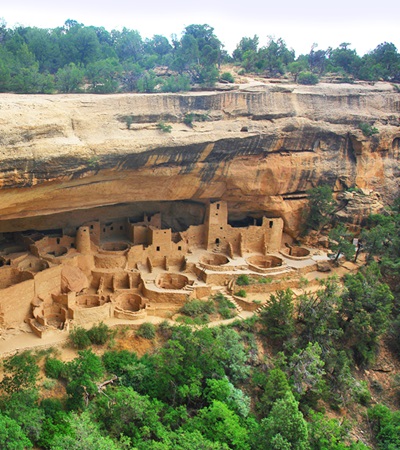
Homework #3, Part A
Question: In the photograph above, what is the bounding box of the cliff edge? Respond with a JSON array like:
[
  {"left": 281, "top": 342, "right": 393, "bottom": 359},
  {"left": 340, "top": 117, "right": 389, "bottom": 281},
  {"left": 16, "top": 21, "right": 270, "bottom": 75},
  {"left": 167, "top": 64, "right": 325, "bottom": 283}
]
[{"left": 0, "top": 81, "right": 399, "bottom": 235}]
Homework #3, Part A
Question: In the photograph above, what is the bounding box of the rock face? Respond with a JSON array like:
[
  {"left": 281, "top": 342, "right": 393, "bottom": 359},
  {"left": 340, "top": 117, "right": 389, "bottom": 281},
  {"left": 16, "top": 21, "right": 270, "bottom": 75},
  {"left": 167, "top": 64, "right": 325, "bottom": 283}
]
[{"left": 0, "top": 81, "right": 399, "bottom": 236}]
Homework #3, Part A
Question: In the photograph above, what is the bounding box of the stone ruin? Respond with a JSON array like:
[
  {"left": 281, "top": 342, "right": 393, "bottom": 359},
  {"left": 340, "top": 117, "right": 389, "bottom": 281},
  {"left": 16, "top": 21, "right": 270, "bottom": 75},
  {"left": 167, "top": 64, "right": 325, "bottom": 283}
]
[{"left": 0, "top": 201, "right": 325, "bottom": 337}]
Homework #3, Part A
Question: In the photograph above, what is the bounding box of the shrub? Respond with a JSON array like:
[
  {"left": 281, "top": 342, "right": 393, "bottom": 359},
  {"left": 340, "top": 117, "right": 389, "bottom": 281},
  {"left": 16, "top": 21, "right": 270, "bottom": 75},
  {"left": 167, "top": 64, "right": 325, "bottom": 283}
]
[
  {"left": 136, "top": 322, "right": 156, "bottom": 339},
  {"left": 258, "top": 277, "right": 272, "bottom": 284},
  {"left": 69, "top": 327, "right": 90, "bottom": 349},
  {"left": 183, "top": 112, "right": 209, "bottom": 127},
  {"left": 183, "top": 113, "right": 195, "bottom": 127},
  {"left": 236, "top": 274, "right": 250, "bottom": 286},
  {"left": 161, "top": 74, "right": 191, "bottom": 93},
  {"left": 298, "top": 71, "right": 319, "bottom": 85},
  {"left": 87, "top": 322, "right": 115, "bottom": 345},
  {"left": 368, "top": 404, "right": 400, "bottom": 449},
  {"left": 42, "top": 379, "right": 57, "bottom": 390},
  {"left": 180, "top": 299, "right": 216, "bottom": 317},
  {"left": 0, "top": 351, "right": 40, "bottom": 393},
  {"left": 220, "top": 72, "right": 235, "bottom": 83},
  {"left": 125, "top": 116, "right": 133, "bottom": 129},
  {"left": 176, "top": 314, "right": 210, "bottom": 325},
  {"left": 236, "top": 289, "right": 247, "bottom": 298},
  {"left": 358, "top": 122, "right": 379, "bottom": 137},
  {"left": 44, "top": 358, "right": 64, "bottom": 379},
  {"left": 352, "top": 380, "right": 371, "bottom": 406},
  {"left": 219, "top": 307, "right": 236, "bottom": 319},
  {"left": 157, "top": 121, "right": 172, "bottom": 133}
]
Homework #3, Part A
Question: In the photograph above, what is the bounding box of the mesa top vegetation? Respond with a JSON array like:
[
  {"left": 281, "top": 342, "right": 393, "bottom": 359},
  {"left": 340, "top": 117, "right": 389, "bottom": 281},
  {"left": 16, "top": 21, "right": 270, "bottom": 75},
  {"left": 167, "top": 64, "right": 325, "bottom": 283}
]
[{"left": 0, "top": 19, "right": 399, "bottom": 94}]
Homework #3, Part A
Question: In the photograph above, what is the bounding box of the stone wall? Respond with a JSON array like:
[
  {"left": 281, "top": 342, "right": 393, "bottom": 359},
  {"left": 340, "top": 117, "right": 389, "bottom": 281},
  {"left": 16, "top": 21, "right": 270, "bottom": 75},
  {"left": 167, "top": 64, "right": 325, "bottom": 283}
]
[{"left": 0, "top": 279, "right": 35, "bottom": 327}]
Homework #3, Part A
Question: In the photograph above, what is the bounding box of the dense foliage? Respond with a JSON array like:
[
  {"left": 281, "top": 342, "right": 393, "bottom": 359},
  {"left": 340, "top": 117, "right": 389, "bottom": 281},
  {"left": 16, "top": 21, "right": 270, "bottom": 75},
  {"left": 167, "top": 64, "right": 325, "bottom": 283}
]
[
  {"left": 0, "top": 19, "right": 399, "bottom": 94},
  {"left": 0, "top": 253, "right": 398, "bottom": 450},
  {"left": 0, "top": 186, "right": 399, "bottom": 449}
]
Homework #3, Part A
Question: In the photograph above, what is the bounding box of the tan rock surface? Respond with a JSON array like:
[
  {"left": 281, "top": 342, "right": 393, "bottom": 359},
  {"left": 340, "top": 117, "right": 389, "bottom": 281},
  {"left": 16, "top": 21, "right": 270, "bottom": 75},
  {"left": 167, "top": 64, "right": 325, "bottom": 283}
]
[
  {"left": 61, "top": 266, "right": 89, "bottom": 293},
  {"left": 0, "top": 81, "right": 399, "bottom": 235}
]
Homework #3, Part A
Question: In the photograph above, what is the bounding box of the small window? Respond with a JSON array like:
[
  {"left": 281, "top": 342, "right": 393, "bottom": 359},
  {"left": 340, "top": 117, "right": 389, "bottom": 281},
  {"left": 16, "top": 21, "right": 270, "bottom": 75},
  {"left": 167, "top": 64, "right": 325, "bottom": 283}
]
[
  {"left": 156, "top": 246, "right": 160, "bottom": 251},
  {"left": 71, "top": 243, "right": 75, "bottom": 248},
  {"left": 220, "top": 227, "right": 223, "bottom": 230},
  {"left": 57, "top": 238, "right": 60, "bottom": 244},
  {"left": 90, "top": 225, "right": 94, "bottom": 230},
  {"left": 178, "top": 246, "right": 182, "bottom": 251},
  {"left": 110, "top": 227, "right": 114, "bottom": 231},
  {"left": 269, "top": 221, "right": 273, "bottom": 228},
  {"left": 215, "top": 238, "right": 220, "bottom": 245},
  {"left": 217, "top": 203, "right": 220, "bottom": 210},
  {"left": 103, "top": 228, "right": 106, "bottom": 232}
]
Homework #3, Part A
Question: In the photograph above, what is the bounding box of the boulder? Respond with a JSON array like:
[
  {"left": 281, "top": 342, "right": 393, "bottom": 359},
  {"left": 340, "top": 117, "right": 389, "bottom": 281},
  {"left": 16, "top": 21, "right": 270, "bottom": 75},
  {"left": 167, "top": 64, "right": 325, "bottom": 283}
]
[{"left": 61, "top": 266, "right": 89, "bottom": 293}]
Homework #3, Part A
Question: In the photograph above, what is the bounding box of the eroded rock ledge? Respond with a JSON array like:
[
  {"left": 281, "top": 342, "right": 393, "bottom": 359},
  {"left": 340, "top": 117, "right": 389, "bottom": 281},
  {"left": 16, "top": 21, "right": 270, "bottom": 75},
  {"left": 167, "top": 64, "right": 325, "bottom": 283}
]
[{"left": 0, "top": 81, "right": 399, "bottom": 236}]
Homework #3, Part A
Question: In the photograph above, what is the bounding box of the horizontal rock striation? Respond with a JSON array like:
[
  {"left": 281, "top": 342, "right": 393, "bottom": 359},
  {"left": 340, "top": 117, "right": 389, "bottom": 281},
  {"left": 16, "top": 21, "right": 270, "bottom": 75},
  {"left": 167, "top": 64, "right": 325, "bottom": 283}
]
[{"left": 0, "top": 82, "right": 399, "bottom": 235}]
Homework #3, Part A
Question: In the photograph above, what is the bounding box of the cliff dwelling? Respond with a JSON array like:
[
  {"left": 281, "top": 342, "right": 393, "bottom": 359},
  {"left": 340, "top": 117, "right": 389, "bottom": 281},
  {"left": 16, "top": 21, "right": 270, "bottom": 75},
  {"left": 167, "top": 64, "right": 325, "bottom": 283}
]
[
  {"left": 0, "top": 200, "right": 326, "bottom": 338},
  {"left": 0, "top": 83, "right": 398, "bottom": 341}
]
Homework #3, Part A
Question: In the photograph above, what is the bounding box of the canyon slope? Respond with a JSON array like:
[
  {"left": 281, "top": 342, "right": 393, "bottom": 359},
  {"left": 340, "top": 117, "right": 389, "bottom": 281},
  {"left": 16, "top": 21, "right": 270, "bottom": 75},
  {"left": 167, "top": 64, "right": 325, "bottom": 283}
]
[{"left": 0, "top": 81, "right": 399, "bottom": 236}]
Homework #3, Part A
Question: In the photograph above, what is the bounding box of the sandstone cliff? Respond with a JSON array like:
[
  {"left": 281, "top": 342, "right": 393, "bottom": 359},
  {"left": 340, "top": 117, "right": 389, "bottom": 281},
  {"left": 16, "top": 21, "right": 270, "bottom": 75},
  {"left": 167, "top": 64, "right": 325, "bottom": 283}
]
[{"left": 0, "top": 81, "right": 399, "bottom": 236}]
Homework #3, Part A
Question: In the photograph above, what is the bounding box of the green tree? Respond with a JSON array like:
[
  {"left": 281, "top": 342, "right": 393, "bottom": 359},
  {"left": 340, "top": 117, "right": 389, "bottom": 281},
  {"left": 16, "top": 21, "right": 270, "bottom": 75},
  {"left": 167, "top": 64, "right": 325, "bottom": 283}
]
[
  {"left": 329, "top": 43, "right": 361, "bottom": 77},
  {"left": 63, "top": 350, "right": 104, "bottom": 410},
  {"left": 340, "top": 265, "right": 394, "bottom": 365},
  {"left": 288, "top": 342, "right": 326, "bottom": 398},
  {"left": 257, "top": 38, "right": 294, "bottom": 76},
  {"left": 368, "top": 404, "right": 400, "bottom": 450},
  {"left": 258, "top": 368, "right": 292, "bottom": 417},
  {"left": 296, "top": 278, "right": 343, "bottom": 361},
  {"left": 136, "top": 70, "right": 159, "bottom": 93},
  {"left": 0, "top": 57, "right": 11, "bottom": 91},
  {"left": 85, "top": 57, "right": 121, "bottom": 93},
  {"left": 50, "top": 411, "right": 121, "bottom": 450},
  {"left": 260, "top": 289, "right": 295, "bottom": 346},
  {"left": 232, "top": 35, "right": 259, "bottom": 62},
  {"left": 55, "top": 63, "right": 85, "bottom": 92},
  {"left": 308, "top": 44, "right": 330, "bottom": 75},
  {"left": 0, "top": 412, "right": 32, "bottom": 450},
  {"left": 304, "top": 185, "right": 335, "bottom": 231},
  {"left": 205, "top": 377, "right": 250, "bottom": 417},
  {"left": 307, "top": 410, "right": 364, "bottom": 450},
  {"left": 360, "top": 42, "right": 400, "bottom": 82},
  {"left": 187, "top": 400, "right": 250, "bottom": 450},
  {"left": 3, "top": 390, "right": 45, "bottom": 444},
  {"left": 91, "top": 386, "right": 163, "bottom": 444},
  {"left": 287, "top": 60, "right": 309, "bottom": 81},
  {"left": 60, "top": 25, "right": 100, "bottom": 66},
  {"left": 137, "top": 429, "right": 229, "bottom": 450},
  {"left": 114, "top": 28, "right": 144, "bottom": 63},
  {"left": 172, "top": 24, "right": 222, "bottom": 84},
  {"left": 329, "top": 224, "right": 355, "bottom": 263},
  {"left": 253, "top": 391, "right": 309, "bottom": 450},
  {"left": 11, "top": 64, "right": 55, "bottom": 93}
]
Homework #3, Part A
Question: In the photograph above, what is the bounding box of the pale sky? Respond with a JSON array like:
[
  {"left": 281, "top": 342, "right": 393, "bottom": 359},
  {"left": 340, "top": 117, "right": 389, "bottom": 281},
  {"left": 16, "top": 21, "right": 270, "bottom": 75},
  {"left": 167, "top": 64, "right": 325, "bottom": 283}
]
[{"left": 1, "top": 0, "right": 399, "bottom": 56}]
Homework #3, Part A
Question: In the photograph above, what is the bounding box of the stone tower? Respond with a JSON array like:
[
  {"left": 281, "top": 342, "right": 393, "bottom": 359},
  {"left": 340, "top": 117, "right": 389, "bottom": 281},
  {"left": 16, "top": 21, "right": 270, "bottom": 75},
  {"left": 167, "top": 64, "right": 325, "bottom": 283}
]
[{"left": 76, "top": 226, "right": 91, "bottom": 254}]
